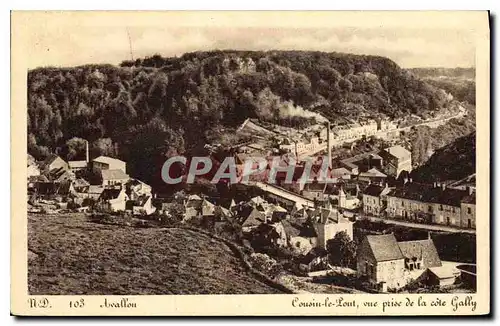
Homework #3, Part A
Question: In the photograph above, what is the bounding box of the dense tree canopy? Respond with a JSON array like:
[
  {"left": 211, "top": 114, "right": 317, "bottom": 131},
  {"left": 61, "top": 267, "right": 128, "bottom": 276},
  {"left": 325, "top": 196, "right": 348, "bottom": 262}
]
[{"left": 28, "top": 50, "right": 454, "bottom": 187}]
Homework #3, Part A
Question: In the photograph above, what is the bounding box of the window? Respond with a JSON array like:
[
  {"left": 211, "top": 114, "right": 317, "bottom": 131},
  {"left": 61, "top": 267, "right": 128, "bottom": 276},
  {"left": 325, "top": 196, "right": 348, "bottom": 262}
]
[
  {"left": 428, "top": 205, "right": 433, "bottom": 213},
  {"left": 439, "top": 204, "right": 443, "bottom": 211},
  {"left": 468, "top": 207, "right": 472, "bottom": 214}
]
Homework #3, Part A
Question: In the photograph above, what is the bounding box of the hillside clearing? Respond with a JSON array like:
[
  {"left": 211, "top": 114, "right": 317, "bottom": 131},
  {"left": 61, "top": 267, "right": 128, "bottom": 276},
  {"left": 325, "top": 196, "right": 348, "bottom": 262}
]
[{"left": 28, "top": 213, "right": 280, "bottom": 295}]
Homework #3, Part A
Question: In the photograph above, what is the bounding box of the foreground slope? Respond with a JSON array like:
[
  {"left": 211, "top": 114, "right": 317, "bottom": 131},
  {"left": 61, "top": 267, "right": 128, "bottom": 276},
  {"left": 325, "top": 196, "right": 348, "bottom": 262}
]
[{"left": 28, "top": 213, "right": 280, "bottom": 295}]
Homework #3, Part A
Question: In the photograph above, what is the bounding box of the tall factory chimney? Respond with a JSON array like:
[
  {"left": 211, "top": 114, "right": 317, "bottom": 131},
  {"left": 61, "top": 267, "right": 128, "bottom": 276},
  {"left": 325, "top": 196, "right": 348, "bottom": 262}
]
[
  {"left": 85, "top": 140, "right": 89, "bottom": 163},
  {"left": 326, "top": 121, "right": 332, "bottom": 169}
]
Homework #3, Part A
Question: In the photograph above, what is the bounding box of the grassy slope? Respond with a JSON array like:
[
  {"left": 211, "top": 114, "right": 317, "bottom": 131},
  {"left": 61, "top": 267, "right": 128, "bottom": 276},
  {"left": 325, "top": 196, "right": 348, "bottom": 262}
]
[{"left": 28, "top": 213, "right": 280, "bottom": 295}]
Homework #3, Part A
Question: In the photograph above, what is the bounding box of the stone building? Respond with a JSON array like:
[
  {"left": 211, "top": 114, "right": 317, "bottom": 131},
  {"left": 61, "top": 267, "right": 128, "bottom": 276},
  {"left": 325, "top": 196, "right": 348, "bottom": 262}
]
[
  {"left": 357, "top": 234, "right": 406, "bottom": 290},
  {"left": 380, "top": 145, "right": 412, "bottom": 178},
  {"left": 362, "top": 183, "right": 391, "bottom": 216}
]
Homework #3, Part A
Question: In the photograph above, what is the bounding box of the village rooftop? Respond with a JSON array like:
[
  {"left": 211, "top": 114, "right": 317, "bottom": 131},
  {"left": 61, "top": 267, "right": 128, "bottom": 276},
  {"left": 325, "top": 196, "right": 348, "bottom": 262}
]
[{"left": 161, "top": 155, "right": 338, "bottom": 185}]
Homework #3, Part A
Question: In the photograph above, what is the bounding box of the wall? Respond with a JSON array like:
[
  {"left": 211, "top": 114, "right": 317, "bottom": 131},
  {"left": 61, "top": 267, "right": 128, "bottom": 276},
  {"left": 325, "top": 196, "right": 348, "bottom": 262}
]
[
  {"left": 386, "top": 196, "right": 431, "bottom": 219},
  {"left": 386, "top": 196, "right": 462, "bottom": 227},
  {"left": 376, "top": 259, "right": 406, "bottom": 289},
  {"left": 93, "top": 161, "right": 109, "bottom": 171},
  {"left": 363, "top": 194, "right": 381, "bottom": 216},
  {"left": 289, "top": 236, "right": 314, "bottom": 254},
  {"left": 460, "top": 203, "right": 476, "bottom": 228},
  {"left": 93, "top": 160, "right": 127, "bottom": 174},
  {"left": 103, "top": 177, "right": 129, "bottom": 186},
  {"left": 433, "top": 203, "right": 461, "bottom": 226},
  {"left": 314, "top": 221, "right": 353, "bottom": 249},
  {"left": 109, "top": 192, "right": 128, "bottom": 212}
]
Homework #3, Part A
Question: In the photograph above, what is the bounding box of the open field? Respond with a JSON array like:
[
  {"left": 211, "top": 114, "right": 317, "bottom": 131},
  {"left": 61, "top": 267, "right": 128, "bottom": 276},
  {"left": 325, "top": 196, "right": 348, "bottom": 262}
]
[{"left": 28, "top": 213, "right": 281, "bottom": 295}]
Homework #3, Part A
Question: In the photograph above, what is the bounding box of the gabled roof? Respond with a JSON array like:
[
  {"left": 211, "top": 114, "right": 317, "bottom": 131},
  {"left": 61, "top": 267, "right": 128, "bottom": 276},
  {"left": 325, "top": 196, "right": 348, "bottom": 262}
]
[
  {"left": 268, "top": 204, "right": 287, "bottom": 213},
  {"left": 331, "top": 167, "right": 352, "bottom": 177},
  {"left": 428, "top": 266, "right": 459, "bottom": 279},
  {"left": 242, "top": 208, "right": 265, "bottom": 228},
  {"left": 93, "top": 156, "right": 125, "bottom": 165},
  {"left": 299, "top": 247, "right": 327, "bottom": 265},
  {"left": 363, "top": 184, "right": 385, "bottom": 197},
  {"left": 250, "top": 196, "right": 266, "bottom": 205},
  {"left": 27, "top": 154, "right": 36, "bottom": 166},
  {"left": 50, "top": 168, "right": 74, "bottom": 182},
  {"left": 215, "top": 205, "right": 231, "bottom": 217},
  {"left": 188, "top": 194, "right": 202, "bottom": 201},
  {"left": 42, "top": 154, "right": 64, "bottom": 167},
  {"left": 365, "top": 234, "right": 404, "bottom": 262},
  {"left": 280, "top": 219, "right": 301, "bottom": 237},
  {"left": 201, "top": 199, "right": 216, "bottom": 216},
  {"left": 359, "top": 168, "right": 387, "bottom": 178},
  {"left": 101, "top": 169, "right": 129, "bottom": 180},
  {"left": 398, "top": 239, "right": 442, "bottom": 268},
  {"left": 384, "top": 145, "right": 411, "bottom": 159}
]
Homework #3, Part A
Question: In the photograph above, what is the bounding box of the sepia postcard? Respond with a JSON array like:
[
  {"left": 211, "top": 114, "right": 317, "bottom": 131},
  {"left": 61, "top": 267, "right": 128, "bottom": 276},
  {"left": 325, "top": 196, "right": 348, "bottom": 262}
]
[{"left": 11, "top": 11, "right": 490, "bottom": 316}]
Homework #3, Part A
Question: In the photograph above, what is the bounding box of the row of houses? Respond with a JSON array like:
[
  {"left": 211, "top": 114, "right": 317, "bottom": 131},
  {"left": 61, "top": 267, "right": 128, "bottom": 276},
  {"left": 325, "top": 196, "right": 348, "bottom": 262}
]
[
  {"left": 362, "top": 181, "right": 476, "bottom": 229},
  {"left": 276, "top": 118, "right": 399, "bottom": 157}
]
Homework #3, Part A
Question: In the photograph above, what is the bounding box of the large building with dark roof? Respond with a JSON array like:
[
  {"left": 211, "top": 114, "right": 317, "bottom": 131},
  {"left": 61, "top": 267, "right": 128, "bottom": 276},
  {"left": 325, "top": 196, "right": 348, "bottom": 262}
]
[
  {"left": 357, "top": 234, "right": 443, "bottom": 291},
  {"left": 386, "top": 181, "right": 476, "bottom": 228},
  {"left": 356, "top": 234, "right": 406, "bottom": 290}
]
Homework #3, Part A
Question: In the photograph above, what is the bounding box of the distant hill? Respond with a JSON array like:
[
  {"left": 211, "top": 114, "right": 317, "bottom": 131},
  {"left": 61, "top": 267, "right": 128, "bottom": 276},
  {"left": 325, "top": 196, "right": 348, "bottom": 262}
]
[
  {"left": 408, "top": 67, "right": 475, "bottom": 80},
  {"left": 411, "top": 132, "right": 475, "bottom": 182},
  {"left": 28, "top": 50, "right": 456, "bottom": 186},
  {"left": 408, "top": 67, "right": 475, "bottom": 104}
]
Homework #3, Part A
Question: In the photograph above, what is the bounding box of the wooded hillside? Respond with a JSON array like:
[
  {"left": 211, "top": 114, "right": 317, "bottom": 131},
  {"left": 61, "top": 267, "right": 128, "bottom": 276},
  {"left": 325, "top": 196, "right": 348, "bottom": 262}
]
[
  {"left": 411, "top": 132, "right": 476, "bottom": 182},
  {"left": 28, "top": 50, "right": 454, "bottom": 185}
]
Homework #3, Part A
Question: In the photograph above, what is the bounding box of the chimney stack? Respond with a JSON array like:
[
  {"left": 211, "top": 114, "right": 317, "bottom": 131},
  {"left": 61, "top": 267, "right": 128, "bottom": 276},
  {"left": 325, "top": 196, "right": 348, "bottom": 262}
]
[
  {"left": 441, "top": 183, "right": 446, "bottom": 190},
  {"left": 86, "top": 140, "right": 89, "bottom": 163},
  {"left": 326, "top": 121, "right": 332, "bottom": 170},
  {"left": 467, "top": 186, "right": 474, "bottom": 195}
]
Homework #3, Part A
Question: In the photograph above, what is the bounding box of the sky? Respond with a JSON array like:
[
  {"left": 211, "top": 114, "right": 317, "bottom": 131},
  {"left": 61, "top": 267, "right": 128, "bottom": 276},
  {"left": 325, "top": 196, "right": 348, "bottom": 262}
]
[{"left": 14, "top": 11, "right": 484, "bottom": 69}]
